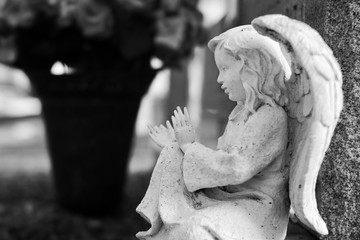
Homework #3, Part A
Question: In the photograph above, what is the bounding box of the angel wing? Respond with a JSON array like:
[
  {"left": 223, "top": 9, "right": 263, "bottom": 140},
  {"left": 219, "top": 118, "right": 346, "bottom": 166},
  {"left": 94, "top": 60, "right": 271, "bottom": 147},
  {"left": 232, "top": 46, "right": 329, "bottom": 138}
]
[{"left": 251, "top": 14, "right": 343, "bottom": 236}]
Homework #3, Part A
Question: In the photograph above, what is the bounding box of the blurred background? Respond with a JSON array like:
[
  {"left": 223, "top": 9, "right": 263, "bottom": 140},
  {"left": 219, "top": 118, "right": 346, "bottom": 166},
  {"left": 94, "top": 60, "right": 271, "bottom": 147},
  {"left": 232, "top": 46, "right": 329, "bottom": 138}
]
[{"left": 0, "top": 0, "right": 306, "bottom": 239}]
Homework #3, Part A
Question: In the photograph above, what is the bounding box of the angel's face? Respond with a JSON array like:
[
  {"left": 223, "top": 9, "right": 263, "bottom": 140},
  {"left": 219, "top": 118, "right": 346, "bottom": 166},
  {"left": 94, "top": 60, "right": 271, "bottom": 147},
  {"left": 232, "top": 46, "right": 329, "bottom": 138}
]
[{"left": 215, "top": 47, "right": 245, "bottom": 103}]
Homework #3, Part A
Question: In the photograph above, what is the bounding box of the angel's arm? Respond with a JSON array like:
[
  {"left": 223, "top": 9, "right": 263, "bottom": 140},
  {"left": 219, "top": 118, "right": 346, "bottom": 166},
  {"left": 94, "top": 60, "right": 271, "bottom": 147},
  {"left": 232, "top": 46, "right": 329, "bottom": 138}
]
[{"left": 182, "top": 105, "right": 288, "bottom": 192}]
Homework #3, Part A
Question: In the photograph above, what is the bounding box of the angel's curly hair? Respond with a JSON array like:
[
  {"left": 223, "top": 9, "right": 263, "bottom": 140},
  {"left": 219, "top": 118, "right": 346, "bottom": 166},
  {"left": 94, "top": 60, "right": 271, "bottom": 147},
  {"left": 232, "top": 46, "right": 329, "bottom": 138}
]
[{"left": 208, "top": 26, "right": 289, "bottom": 114}]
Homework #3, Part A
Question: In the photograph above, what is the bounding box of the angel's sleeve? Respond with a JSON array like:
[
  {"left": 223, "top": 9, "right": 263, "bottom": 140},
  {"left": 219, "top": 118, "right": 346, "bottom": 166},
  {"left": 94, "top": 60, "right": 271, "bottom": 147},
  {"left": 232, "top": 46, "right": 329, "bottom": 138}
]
[{"left": 182, "top": 105, "right": 288, "bottom": 192}]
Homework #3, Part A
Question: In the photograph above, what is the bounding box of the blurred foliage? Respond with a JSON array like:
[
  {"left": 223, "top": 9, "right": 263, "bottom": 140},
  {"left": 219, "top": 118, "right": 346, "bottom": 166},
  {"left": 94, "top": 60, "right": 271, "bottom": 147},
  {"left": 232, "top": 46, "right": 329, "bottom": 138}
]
[{"left": 0, "top": 0, "right": 205, "bottom": 68}]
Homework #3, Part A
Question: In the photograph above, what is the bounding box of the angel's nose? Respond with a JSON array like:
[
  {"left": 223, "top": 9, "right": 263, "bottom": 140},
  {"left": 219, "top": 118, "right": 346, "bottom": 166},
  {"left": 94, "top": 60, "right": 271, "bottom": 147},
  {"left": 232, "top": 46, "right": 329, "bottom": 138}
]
[{"left": 217, "top": 75, "right": 223, "bottom": 84}]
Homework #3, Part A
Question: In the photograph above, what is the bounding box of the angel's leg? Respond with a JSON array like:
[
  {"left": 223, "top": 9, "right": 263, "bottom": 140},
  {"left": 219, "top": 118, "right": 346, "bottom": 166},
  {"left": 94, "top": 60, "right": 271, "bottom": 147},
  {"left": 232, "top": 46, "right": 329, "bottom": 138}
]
[
  {"left": 136, "top": 146, "right": 170, "bottom": 238},
  {"left": 157, "top": 143, "right": 195, "bottom": 224},
  {"left": 167, "top": 197, "right": 289, "bottom": 240},
  {"left": 137, "top": 142, "right": 197, "bottom": 239}
]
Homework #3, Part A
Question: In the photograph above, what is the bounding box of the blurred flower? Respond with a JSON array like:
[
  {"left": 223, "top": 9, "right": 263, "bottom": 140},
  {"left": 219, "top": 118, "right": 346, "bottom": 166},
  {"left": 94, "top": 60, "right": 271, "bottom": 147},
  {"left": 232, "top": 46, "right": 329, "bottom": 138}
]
[
  {"left": 154, "top": 0, "right": 204, "bottom": 66},
  {"left": 0, "top": 35, "right": 16, "bottom": 63},
  {"left": 0, "top": 0, "right": 36, "bottom": 27},
  {"left": 57, "top": 0, "right": 78, "bottom": 26},
  {"left": 75, "top": 0, "right": 113, "bottom": 38},
  {"left": 155, "top": 13, "right": 186, "bottom": 51},
  {"left": 0, "top": 0, "right": 204, "bottom": 68},
  {"left": 58, "top": 0, "right": 113, "bottom": 37},
  {"left": 115, "top": 0, "right": 154, "bottom": 11},
  {"left": 161, "top": 0, "right": 182, "bottom": 13}
]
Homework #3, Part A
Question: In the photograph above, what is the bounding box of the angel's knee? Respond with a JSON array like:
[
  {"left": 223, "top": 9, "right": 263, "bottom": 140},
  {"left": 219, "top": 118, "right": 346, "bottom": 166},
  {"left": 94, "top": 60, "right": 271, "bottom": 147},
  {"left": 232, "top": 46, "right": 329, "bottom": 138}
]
[
  {"left": 160, "top": 143, "right": 183, "bottom": 161},
  {"left": 162, "top": 142, "right": 181, "bottom": 153}
]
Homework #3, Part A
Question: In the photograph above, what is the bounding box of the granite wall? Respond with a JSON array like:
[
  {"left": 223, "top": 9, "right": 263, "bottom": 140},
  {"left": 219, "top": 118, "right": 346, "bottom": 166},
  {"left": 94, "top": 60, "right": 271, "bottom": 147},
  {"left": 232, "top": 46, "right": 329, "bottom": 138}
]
[{"left": 304, "top": 1, "right": 360, "bottom": 239}]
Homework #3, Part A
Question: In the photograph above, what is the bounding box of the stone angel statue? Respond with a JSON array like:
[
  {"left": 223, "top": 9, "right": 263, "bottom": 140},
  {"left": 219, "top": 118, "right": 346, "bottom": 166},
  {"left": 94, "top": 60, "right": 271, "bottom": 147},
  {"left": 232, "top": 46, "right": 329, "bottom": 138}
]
[{"left": 136, "top": 14, "right": 343, "bottom": 240}]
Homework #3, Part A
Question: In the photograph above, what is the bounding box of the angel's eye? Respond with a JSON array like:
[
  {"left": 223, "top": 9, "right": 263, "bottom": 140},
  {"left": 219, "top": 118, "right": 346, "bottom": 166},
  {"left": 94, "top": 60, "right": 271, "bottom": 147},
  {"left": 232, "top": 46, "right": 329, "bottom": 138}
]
[{"left": 221, "top": 66, "right": 228, "bottom": 71}]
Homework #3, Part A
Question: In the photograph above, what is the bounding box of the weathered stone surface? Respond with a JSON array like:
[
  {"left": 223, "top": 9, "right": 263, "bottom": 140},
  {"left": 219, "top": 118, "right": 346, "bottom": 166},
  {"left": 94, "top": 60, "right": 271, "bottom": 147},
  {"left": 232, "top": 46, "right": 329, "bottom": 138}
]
[{"left": 305, "top": 1, "right": 360, "bottom": 239}]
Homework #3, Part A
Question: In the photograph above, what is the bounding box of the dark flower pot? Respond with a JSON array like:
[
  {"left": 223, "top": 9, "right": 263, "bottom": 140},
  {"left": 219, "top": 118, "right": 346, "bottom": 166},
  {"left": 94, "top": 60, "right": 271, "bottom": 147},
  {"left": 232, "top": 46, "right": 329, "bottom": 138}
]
[
  {"left": 23, "top": 60, "right": 155, "bottom": 216},
  {"left": 42, "top": 97, "right": 141, "bottom": 216}
]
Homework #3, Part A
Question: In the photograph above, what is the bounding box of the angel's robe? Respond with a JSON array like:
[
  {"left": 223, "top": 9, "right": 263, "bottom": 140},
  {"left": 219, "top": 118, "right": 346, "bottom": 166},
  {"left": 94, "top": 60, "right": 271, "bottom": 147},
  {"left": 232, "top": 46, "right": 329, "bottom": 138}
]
[{"left": 137, "top": 104, "right": 290, "bottom": 240}]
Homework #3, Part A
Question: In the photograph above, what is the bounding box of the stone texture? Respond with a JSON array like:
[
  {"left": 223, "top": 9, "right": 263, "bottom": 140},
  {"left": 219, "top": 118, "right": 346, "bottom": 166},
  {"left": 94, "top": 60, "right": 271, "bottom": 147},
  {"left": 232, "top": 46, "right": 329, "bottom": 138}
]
[
  {"left": 238, "top": 0, "right": 304, "bottom": 23},
  {"left": 304, "top": 1, "right": 360, "bottom": 239}
]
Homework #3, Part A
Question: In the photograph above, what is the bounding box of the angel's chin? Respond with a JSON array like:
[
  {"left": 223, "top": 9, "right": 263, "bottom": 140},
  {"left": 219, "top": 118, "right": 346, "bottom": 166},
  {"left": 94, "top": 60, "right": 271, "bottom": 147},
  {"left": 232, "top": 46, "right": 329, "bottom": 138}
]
[
  {"left": 228, "top": 96, "right": 238, "bottom": 102},
  {"left": 227, "top": 94, "right": 240, "bottom": 101}
]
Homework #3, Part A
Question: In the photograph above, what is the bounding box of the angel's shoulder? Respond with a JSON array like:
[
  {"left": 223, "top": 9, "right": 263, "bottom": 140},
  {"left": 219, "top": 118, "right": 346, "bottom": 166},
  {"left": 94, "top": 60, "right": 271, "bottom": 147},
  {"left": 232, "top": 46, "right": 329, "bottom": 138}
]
[{"left": 248, "top": 104, "right": 287, "bottom": 128}]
